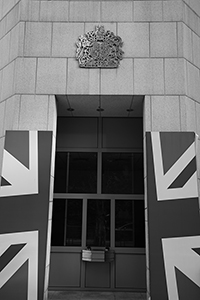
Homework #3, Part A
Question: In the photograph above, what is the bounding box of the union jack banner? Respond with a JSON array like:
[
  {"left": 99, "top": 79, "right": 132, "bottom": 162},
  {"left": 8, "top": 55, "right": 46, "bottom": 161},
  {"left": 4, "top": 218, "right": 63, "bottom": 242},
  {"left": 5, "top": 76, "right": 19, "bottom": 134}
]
[
  {"left": 146, "top": 132, "right": 200, "bottom": 300},
  {"left": 0, "top": 131, "right": 52, "bottom": 300}
]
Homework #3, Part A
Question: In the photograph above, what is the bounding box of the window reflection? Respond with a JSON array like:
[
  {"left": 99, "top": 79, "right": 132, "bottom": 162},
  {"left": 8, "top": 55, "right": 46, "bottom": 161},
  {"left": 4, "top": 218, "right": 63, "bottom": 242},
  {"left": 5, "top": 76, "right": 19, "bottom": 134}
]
[
  {"left": 102, "top": 153, "right": 144, "bottom": 194},
  {"left": 54, "top": 153, "right": 68, "bottom": 193},
  {"left": 86, "top": 199, "right": 110, "bottom": 247},
  {"left": 54, "top": 152, "right": 97, "bottom": 193},
  {"left": 68, "top": 153, "right": 97, "bottom": 193},
  {"left": 65, "top": 199, "right": 82, "bottom": 246},
  {"left": 51, "top": 199, "right": 65, "bottom": 246},
  {"left": 115, "top": 200, "right": 145, "bottom": 247},
  {"left": 51, "top": 199, "right": 83, "bottom": 247}
]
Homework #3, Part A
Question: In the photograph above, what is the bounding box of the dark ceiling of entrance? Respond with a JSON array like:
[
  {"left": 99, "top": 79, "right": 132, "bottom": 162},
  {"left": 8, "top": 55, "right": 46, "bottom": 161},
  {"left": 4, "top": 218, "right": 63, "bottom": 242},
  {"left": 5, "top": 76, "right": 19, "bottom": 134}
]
[{"left": 56, "top": 95, "right": 144, "bottom": 117}]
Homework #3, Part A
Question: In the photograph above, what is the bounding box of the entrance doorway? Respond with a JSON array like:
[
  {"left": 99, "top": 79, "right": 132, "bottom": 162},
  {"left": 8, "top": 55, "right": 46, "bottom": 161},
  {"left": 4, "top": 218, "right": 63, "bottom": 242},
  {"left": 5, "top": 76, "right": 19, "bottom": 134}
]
[{"left": 49, "top": 117, "right": 146, "bottom": 291}]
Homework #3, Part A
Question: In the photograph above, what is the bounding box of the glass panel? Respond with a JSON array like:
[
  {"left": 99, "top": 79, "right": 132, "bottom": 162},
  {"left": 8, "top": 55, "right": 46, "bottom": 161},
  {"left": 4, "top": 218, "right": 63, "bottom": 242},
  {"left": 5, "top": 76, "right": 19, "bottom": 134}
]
[
  {"left": 115, "top": 200, "right": 145, "bottom": 248},
  {"left": 51, "top": 199, "right": 65, "bottom": 246},
  {"left": 86, "top": 199, "right": 110, "bottom": 248},
  {"left": 68, "top": 153, "right": 97, "bottom": 193},
  {"left": 133, "top": 153, "right": 144, "bottom": 194},
  {"left": 102, "top": 117, "right": 143, "bottom": 149},
  {"left": 57, "top": 117, "right": 98, "bottom": 148},
  {"left": 54, "top": 152, "right": 97, "bottom": 194},
  {"left": 51, "top": 199, "right": 83, "bottom": 247},
  {"left": 54, "top": 153, "right": 68, "bottom": 193},
  {"left": 134, "top": 200, "right": 145, "bottom": 247},
  {"left": 102, "top": 152, "right": 144, "bottom": 194},
  {"left": 65, "top": 199, "right": 82, "bottom": 246}
]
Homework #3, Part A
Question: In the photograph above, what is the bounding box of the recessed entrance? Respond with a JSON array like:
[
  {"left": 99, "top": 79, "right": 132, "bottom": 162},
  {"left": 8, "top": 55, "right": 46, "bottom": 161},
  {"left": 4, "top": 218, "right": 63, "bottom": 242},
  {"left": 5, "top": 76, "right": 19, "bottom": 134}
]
[{"left": 49, "top": 96, "right": 146, "bottom": 291}]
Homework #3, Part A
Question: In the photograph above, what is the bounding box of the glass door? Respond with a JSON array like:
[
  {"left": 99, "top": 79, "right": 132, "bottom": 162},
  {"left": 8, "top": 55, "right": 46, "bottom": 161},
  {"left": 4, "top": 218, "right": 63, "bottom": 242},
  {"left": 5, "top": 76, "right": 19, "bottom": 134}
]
[{"left": 86, "top": 199, "right": 110, "bottom": 248}]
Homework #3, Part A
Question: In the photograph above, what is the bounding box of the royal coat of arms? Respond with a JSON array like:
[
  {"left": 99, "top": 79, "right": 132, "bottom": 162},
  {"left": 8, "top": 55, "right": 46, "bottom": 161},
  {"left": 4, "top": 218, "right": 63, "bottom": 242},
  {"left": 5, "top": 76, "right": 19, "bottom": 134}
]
[{"left": 76, "top": 26, "right": 124, "bottom": 68}]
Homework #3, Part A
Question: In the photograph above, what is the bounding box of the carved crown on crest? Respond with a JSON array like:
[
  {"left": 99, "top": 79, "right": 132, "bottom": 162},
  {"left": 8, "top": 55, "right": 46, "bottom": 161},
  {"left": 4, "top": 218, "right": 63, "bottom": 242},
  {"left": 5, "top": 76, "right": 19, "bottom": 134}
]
[{"left": 75, "top": 26, "right": 124, "bottom": 68}]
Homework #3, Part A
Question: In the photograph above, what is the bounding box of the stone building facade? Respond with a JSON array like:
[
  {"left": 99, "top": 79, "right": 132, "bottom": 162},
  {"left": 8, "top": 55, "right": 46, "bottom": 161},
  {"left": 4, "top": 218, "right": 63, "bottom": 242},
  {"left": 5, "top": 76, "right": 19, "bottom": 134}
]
[{"left": 0, "top": 0, "right": 200, "bottom": 299}]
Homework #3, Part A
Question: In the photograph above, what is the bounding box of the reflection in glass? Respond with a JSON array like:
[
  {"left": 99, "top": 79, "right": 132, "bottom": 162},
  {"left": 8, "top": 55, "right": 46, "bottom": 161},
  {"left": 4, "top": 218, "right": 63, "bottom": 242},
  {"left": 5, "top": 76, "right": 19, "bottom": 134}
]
[
  {"left": 51, "top": 199, "right": 65, "bottom": 246},
  {"left": 54, "top": 153, "right": 68, "bottom": 193},
  {"left": 65, "top": 199, "right": 82, "bottom": 246},
  {"left": 51, "top": 199, "right": 83, "bottom": 247},
  {"left": 115, "top": 200, "right": 145, "bottom": 247},
  {"left": 102, "top": 153, "right": 144, "bottom": 194},
  {"left": 86, "top": 199, "right": 110, "bottom": 247},
  {"left": 68, "top": 153, "right": 97, "bottom": 193},
  {"left": 133, "top": 153, "right": 144, "bottom": 194},
  {"left": 54, "top": 152, "right": 97, "bottom": 193}
]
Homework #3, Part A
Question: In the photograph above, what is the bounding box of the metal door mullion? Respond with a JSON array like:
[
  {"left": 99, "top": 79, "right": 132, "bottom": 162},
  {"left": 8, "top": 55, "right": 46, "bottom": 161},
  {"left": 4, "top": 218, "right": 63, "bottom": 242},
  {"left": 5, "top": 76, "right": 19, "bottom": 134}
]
[
  {"left": 110, "top": 197, "right": 115, "bottom": 248},
  {"left": 63, "top": 199, "right": 68, "bottom": 246},
  {"left": 97, "top": 117, "right": 102, "bottom": 194},
  {"left": 81, "top": 197, "right": 87, "bottom": 289},
  {"left": 66, "top": 153, "right": 70, "bottom": 193},
  {"left": 110, "top": 197, "right": 115, "bottom": 289},
  {"left": 82, "top": 198, "right": 87, "bottom": 248},
  {"left": 97, "top": 152, "right": 102, "bottom": 194}
]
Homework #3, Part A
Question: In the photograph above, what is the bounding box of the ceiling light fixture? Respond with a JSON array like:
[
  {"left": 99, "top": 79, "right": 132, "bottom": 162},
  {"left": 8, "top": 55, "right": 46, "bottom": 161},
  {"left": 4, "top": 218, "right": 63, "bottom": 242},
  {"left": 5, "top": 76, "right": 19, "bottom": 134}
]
[{"left": 97, "top": 107, "right": 104, "bottom": 112}]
